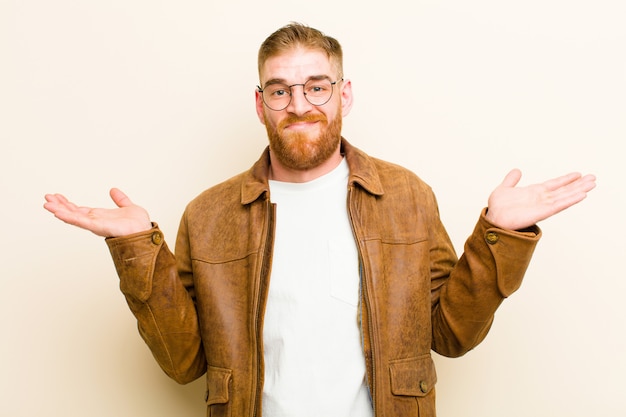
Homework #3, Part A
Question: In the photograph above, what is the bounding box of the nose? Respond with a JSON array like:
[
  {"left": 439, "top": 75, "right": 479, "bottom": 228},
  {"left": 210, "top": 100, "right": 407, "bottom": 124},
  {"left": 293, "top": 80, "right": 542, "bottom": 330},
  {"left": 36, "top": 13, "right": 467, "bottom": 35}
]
[{"left": 285, "top": 84, "right": 313, "bottom": 115}]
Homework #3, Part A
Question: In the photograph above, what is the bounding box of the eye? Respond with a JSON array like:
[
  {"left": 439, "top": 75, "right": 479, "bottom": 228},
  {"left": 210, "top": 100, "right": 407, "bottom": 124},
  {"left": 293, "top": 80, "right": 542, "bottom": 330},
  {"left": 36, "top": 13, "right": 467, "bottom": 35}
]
[
  {"left": 266, "top": 84, "right": 290, "bottom": 98},
  {"left": 305, "top": 81, "right": 331, "bottom": 96}
]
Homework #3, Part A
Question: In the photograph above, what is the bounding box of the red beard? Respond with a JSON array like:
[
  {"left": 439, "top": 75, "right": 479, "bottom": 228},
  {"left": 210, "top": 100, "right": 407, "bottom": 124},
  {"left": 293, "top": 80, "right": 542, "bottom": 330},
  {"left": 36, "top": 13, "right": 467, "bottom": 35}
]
[{"left": 264, "top": 109, "right": 342, "bottom": 171}]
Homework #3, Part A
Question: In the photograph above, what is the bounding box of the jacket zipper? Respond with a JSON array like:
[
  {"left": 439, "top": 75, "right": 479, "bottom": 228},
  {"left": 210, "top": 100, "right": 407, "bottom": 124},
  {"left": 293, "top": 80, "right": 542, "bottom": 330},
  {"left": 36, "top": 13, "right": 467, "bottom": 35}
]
[
  {"left": 347, "top": 186, "right": 377, "bottom": 414},
  {"left": 253, "top": 198, "right": 275, "bottom": 417}
]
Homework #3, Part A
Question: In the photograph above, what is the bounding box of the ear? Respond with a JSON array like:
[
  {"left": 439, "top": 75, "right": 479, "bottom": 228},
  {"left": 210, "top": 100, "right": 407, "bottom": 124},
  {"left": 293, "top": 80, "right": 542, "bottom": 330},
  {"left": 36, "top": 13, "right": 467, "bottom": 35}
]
[
  {"left": 255, "top": 88, "right": 266, "bottom": 124},
  {"left": 340, "top": 79, "right": 354, "bottom": 117}
]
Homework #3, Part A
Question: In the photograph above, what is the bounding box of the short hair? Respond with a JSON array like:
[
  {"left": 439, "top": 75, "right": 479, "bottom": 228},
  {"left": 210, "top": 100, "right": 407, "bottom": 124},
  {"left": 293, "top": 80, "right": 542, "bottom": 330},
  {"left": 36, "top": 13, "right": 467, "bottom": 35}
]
[{"left": 258, "top": 22, "right": 343, "bottom": 78}]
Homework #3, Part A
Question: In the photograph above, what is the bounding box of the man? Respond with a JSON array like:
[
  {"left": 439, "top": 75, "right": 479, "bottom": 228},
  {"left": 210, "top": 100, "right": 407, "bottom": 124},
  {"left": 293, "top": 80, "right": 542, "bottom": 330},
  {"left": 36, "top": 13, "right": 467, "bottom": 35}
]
[{"left": 44, "top": 23, "right": 596, "bottom": 417}]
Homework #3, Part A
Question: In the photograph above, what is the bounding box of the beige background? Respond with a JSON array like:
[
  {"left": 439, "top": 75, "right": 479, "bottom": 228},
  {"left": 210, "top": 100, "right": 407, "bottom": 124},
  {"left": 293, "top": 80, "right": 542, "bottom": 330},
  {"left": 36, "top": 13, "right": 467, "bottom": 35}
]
[{"left": 1, "top": 0, "right": 625, "bottom": 416}]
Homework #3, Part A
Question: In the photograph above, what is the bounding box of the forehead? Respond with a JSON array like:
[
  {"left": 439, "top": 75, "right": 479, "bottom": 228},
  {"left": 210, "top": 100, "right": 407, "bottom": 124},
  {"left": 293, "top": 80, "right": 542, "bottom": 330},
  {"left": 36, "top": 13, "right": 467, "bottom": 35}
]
[{"left": 259, "top": 48, "right": 334, "bottom": 84}]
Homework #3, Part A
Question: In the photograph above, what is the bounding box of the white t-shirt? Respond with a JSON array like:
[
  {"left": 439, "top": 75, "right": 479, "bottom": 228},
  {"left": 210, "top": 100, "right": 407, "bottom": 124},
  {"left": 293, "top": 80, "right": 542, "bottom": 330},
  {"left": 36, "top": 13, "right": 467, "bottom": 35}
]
[{"left": 264, "top": 158, "right": 373, "bottom": 417}]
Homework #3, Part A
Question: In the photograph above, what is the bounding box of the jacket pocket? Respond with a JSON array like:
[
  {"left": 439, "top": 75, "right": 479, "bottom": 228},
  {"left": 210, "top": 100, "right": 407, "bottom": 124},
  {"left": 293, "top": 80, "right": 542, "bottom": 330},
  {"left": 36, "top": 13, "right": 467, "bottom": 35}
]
[
  {"left": 205, "top": 365, "right": 232, "bottom": 417},
  {"left": 389, "top": 355, "right": 437, "bottom": 397}
]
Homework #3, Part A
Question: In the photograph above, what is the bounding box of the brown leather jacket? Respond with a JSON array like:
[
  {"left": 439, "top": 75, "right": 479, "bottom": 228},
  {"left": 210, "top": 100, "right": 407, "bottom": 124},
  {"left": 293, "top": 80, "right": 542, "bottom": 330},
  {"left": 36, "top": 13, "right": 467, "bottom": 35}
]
[{"left": 106, "top": 139, "right": 540, "bottom": 417}]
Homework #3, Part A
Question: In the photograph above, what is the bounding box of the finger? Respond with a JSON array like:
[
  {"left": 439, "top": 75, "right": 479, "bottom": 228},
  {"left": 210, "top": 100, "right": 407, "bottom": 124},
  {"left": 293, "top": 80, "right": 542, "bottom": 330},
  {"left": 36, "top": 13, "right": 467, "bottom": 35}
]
[
  {"left": 55, "top": 194, "right": 83, "bottom": 211},
  {"left": 43, "top": 194, "right": 74, "bottom": 213},
  {"left": 44, "top": 193, "right": 67, "bottom": 205},
  {"left": 547, "top": 175, "right": 596, "bottom": 212},
  {"left": 547, "top": 174, "right": 596, "bottom": 204},
  {"left": 500, "top": 168, "right": 522, "bottom": 188},
  {"left": 110, "top": 188, "right": 134, "bottom": 208},
  {"left": 43, "top": 199, "right": 57, "bottom": 214},
  {"left": 550, "top": 189, "right": 590, "bottom": 214},
  {"left": 579, "top": 174, "right": 597, "bottom": 192},
  {"left": 46, "top": 202, "right": 92, "bottom": 228},
  {"left": 542, "top": 172, "right": 582, "bottom": 191},
  {"left": 568, "top": 174, "right": 597, "bottom": 195},
  {"left": 44, "top": 194, "right": 59, "bottom": 211}
]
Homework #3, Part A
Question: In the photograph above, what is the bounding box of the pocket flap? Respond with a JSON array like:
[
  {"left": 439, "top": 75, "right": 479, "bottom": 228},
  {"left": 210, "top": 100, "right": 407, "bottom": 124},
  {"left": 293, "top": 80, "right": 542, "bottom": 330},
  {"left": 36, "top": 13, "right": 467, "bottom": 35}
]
[
  {"left": 389, "top": 355, "right": 437, "bottom": 397},
  {"left": 205, "top": 365, "right": 232, "bottom": 405}
]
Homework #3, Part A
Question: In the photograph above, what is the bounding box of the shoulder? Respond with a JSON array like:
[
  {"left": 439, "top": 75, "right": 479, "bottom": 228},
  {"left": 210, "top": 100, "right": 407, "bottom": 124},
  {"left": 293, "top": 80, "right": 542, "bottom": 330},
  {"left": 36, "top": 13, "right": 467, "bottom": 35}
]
[
  {"left": 183, "top": 148, "right": 271, "bottom": 217},
  {"left": 367, "top": 153, "right": 435, "bottom": 197},
  {"left": 184, "top": 171, "right": 250, "bottom": 218},
  {"left": 344, "top": 139, "right": 433, "bottom": 198}
]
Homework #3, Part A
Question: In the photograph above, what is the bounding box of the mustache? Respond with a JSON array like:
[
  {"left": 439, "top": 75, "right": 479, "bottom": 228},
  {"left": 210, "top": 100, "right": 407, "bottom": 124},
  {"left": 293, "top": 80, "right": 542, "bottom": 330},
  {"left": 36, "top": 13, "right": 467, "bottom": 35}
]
[{"left": 278, "top": 114, "right": 327, "bottom": 130}]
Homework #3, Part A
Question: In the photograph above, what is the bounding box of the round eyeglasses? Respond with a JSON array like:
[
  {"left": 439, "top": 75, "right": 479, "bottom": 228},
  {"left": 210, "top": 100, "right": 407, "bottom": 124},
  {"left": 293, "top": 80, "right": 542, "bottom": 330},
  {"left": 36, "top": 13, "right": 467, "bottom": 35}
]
[{"left": 257, "top": 78, "right": 343, "bottom": 111}]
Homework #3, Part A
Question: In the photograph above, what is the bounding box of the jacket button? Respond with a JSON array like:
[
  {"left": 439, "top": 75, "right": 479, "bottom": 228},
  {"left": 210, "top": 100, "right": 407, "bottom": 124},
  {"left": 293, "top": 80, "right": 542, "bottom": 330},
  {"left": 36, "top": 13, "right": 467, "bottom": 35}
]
[
  {"left": 485, "top": 231, "right": 499, "bottom": 244},
  {"left": 419, "top": 380, "right": 428, "bottom": 393},
  {"left": 151, "top": 231, "right": 163, "bottom": 245}
]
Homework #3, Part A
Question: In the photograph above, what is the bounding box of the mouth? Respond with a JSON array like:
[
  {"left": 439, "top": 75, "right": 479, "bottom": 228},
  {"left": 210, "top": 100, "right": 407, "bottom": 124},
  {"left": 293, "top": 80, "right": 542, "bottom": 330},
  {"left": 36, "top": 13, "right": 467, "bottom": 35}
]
[
  {"left": 280, "top": 115, "right": 326, "bottom": 133},
  {"left": 284, "top": 120, "right": 320, "bottom": 131}
]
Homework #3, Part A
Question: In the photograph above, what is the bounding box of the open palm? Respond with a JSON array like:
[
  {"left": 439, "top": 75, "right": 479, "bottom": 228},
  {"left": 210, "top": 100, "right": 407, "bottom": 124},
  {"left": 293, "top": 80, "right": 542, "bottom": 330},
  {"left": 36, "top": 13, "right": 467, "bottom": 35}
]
[
  {"left": 485, "top": 169, "right": 596, "bottom": 230},
  {"left": 43, "top": 188, "right": 152, "bottom": 238}
]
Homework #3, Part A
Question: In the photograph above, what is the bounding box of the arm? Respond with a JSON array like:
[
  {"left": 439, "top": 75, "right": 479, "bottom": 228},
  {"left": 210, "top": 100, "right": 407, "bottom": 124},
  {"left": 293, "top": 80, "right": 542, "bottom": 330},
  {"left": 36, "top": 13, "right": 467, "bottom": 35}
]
[
  {"left": 106, "top": 226, "right": 206, "bottom": 383},
  {"left": 431, "top": 169, "right": 596, "bottom": 356},
  {"left": 431, "top": 210, "right": 540, "bottom": 357},
  {"left": 43, "top": 189, "right": 206, "bottom": 383}
]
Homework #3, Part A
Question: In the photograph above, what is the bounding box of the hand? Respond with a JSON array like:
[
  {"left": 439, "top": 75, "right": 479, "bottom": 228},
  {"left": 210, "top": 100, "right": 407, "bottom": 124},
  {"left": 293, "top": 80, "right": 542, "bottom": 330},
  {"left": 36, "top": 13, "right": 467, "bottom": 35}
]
[
  {"left": 43, "top": 188, "right": 152, "bottom": 238},
  {"left": 485, "top": 169, "right": 596, "bottom": 230}
]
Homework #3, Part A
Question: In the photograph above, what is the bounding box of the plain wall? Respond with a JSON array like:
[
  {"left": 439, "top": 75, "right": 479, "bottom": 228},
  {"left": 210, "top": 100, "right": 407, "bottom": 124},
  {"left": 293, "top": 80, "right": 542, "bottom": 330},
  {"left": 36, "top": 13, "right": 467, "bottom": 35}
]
[{"left": 1, "top": 0, "right": 625, "bottom": 416}]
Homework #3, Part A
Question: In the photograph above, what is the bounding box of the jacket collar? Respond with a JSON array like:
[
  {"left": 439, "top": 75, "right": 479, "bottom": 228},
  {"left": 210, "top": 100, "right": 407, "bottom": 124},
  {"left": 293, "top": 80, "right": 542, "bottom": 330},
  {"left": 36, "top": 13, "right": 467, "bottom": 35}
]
[{"left": 240, "top": 138, "right": 385, "bottom": 205}]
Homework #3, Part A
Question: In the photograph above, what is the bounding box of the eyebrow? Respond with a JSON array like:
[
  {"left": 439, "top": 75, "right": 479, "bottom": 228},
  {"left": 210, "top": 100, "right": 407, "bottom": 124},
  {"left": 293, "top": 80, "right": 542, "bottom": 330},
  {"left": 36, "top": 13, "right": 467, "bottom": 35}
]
[{"left": 262, "top": 74, "right": 332, "bottom": 89}]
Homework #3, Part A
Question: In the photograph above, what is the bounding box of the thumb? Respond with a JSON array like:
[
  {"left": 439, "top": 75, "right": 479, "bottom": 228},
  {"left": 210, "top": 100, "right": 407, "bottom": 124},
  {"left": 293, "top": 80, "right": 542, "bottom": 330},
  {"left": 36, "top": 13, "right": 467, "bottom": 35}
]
[
  {"left": 500, "top": 168, "right": 522, "bottom": 188},
  {"left": 109, "top": 188, "right": 134, "bottom": 208}
]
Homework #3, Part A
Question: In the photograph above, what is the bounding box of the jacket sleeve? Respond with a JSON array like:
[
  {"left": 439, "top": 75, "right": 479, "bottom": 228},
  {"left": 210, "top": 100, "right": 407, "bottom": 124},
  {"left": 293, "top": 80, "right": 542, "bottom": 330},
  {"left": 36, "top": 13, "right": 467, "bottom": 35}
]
[
  {"left": 105, "top": 224, "right": 206, "bottom": 384},
  {"left": 430, "top": 209, "right": 541, "bottom": 357}
]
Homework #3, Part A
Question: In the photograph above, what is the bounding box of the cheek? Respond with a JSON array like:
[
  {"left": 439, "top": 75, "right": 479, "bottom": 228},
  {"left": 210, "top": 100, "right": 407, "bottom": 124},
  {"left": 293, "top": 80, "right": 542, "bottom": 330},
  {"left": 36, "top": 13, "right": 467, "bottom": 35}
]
[{"left": 263, "top": 112, "right": 280, "bottom": 130}]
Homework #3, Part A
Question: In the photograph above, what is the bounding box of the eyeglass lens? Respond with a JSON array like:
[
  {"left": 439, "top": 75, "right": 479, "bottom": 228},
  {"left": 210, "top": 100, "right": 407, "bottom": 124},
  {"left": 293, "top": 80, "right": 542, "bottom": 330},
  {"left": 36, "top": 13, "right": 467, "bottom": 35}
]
[{"left": 261, "top": 79, "right": 336, "bottom": 111}]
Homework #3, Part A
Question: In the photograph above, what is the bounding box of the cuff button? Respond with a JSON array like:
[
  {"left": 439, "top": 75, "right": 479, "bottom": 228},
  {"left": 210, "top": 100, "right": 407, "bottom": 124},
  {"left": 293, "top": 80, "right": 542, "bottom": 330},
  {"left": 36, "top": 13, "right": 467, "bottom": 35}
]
[
  {"left": 485, "top": 231, "right": 499, "bottom": 244},
  {"left": 151, "top": 232, "right": 163, "bottom": 245}
]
